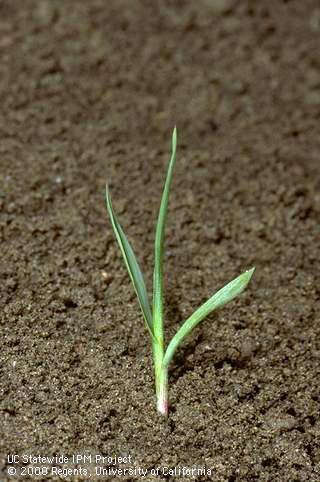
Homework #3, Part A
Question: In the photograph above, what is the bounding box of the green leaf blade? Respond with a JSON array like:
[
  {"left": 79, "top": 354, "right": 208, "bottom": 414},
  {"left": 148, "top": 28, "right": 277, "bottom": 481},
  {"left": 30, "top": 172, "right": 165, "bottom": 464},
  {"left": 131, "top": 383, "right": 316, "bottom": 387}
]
[
  {"left": 163, "top": 268, "right": 255, "bottom": 368},
  {"left": 153, "top": 127, "right": 177, "bottom": 339},
  {"left": 105, "top": 185, "right": 154, "bottom": 338}
]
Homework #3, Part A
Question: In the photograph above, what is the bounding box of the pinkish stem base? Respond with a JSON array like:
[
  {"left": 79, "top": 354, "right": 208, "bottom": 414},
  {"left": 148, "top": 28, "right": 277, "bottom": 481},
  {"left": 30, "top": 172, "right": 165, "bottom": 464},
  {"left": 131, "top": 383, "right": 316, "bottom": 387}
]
[{"left": 156, "top": 369, "right": 168, "bottom": 416}]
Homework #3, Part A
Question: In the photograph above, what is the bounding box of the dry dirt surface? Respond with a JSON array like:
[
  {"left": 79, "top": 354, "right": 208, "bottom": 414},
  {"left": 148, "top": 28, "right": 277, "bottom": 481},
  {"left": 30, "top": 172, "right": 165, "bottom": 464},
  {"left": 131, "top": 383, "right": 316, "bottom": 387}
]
[{"left": 1, "top": 1, "right": 320, "bottom": 481}]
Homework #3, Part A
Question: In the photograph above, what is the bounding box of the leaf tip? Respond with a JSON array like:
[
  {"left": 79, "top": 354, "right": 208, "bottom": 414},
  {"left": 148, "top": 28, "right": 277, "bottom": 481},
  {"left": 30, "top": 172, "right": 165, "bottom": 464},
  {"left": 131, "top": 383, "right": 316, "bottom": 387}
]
[
  {"left": 105, "top": 183, "right": 114, "bottom": 213},
  {"left": 244, "top": 267, "right": 255, "bottom": 284},
  {"left": 172, "top": 126, "right": 177, "bottom": 148}
]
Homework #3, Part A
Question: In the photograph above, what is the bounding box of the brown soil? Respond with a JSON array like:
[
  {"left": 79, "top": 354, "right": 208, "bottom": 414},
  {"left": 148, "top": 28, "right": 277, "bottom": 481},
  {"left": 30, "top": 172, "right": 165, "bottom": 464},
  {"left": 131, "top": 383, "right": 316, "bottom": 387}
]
[{"left": 1, "top": 1, "right": 320, "bottom": 481}]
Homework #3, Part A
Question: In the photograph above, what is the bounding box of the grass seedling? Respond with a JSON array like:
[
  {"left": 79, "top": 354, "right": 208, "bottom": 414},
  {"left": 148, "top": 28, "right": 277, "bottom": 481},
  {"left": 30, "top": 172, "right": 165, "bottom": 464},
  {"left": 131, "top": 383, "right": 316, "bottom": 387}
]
[{"left": 105, "top": 128, "right": 254, "bottom": 416}]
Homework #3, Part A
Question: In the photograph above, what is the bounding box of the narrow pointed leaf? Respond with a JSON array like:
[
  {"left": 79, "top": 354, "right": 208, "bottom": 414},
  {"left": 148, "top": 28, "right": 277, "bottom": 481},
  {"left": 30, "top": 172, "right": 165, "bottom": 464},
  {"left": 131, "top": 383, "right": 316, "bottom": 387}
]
[
  {"left": 105, "top": 185, "right": 154, "bottom": 338},
  {"left": 163, "top": 268, "right": 255, "bottom": 368},
  {"left": 153, "top": 127, "right": 177, "bottom": 340}
]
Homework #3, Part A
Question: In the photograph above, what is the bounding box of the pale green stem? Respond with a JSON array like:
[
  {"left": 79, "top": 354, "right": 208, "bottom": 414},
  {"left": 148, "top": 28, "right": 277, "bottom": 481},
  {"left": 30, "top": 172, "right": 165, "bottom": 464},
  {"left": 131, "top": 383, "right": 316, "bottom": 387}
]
[
  {"left": 152, "top": 338, "right": 164, "bottom": 392},
  {"left": 152, "top": 333, "right": 168, "bottom": 416}
]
